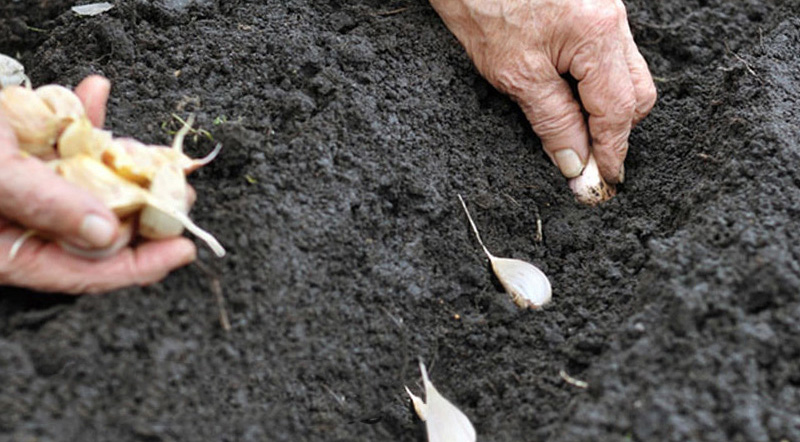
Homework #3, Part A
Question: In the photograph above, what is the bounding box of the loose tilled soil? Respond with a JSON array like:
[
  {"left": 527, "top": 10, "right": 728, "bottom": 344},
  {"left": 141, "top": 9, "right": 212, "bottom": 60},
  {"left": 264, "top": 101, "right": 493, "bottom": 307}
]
[{"left": 2, "top": 0, "right": 800, "bottom": 440}]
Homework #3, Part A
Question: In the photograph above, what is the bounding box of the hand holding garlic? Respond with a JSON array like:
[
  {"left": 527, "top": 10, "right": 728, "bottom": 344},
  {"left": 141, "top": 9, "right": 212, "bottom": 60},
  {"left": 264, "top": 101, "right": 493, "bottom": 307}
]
[
  {"left": 429, "top": 0, "right": 657, "bottom": 203},
  {"left": 0, "top": 76, "right": 198, "bottom": 294}
]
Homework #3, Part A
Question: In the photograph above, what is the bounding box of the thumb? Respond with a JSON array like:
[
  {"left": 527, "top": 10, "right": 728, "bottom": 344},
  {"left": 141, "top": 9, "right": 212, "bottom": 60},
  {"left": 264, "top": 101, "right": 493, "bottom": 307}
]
[
  {"left": 514, "top": 65, "right": 591, "bottom": 179},
  {"left": 0, "top": 116, "right": 119, "bottom": 249}
]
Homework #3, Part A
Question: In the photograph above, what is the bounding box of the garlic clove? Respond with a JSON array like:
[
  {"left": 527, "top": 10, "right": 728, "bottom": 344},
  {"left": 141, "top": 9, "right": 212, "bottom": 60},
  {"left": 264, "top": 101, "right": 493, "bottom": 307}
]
[
  {"left": 52, "top": 155, "right": 149, "bottom": 217},
  {"left": 141, "top": 192, "right": 226, "bottom": 257},
  {"left": 568, "top": 154, "right": 616, "bottom": 206},
  {"left": 458, "top": 194, "right": 552, "bottom": 308},
  {"left": 405, "top": 360, "right": 476, "bottom": 442},
  {"left": 35, "top": 85, "right": 86, "bottom": 131},
  {"left": 58, "top": 117, "right": 112, "bottom": 160},
  {"left": 138, "top": 164, "right": 188, "bottom": 239},
  {"left": 490, "top": 256, "right": 552, "bottom": 308},
  {"left": 0, "top": 85, "right": 59, "bottom": 157}
]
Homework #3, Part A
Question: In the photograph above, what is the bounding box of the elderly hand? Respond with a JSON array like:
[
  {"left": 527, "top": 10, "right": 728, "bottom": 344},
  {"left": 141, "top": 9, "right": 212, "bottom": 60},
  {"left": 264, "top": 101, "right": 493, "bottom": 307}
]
[
  {"left": 0, "top": 76, "right": 196, "bottom": 294},
  {"left": 430, "top": 0, "right": 656, "bottom": 183}
]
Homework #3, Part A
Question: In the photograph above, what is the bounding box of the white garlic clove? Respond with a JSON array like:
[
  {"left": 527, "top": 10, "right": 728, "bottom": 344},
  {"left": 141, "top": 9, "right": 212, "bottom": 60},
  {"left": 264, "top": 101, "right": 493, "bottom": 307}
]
[
  {"left": 405, "top": 361, "right": 476, "bottom": 442},
  {"left": 139, "top": 164, "right": 189, "bottom": 239},
  {"left": 0, "top": 54, "right": 27, "bottom": 88},
  {"left": 490, "top": 256, "right": 552, "bottom": 308},
  {"left": 35, "top": 85, "right": 86, "bottom": 131},
  {"left": 0, "top": 85, "right": 59, "bottom": 157},
  {"left": 568, "top": 154, "right": 616, "bottom": 206},
  {"left": 458, "top": 194, "right": 552, "bottom": 308}
]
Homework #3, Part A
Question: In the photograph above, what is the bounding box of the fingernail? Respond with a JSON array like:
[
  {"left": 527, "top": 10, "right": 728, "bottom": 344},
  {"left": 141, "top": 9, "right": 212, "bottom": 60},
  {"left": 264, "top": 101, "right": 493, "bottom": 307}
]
[
  {"left": 554, "top": 149, "right": 585, "bottom": 178},
  {"left": 618, "top": 164, "right": 626, "bottom": 184},
  {"left": 79, "top": 214, "right": 115, "bottom": 248}
]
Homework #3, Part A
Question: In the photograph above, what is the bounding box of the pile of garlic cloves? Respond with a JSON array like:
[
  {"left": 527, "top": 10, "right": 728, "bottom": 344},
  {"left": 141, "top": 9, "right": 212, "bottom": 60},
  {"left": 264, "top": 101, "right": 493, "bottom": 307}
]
[{"left": 0, "top": 80, "right": 225, "bottom": 259}]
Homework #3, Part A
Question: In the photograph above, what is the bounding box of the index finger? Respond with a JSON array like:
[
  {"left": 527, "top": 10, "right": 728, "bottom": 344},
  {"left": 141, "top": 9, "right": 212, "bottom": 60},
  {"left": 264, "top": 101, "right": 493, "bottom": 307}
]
[{"left": 74, "top": 75, "right": 110, "bottom": 128}]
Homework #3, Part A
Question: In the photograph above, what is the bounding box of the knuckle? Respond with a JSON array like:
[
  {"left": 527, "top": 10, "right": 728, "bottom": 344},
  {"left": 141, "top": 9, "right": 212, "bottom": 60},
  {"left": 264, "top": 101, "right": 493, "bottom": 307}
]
[
  {"left": 574, "top": 3, "right": 623, "bottom": 34},
  {"left": 639, "top": 82, "right": 658, "bottom": 112}
]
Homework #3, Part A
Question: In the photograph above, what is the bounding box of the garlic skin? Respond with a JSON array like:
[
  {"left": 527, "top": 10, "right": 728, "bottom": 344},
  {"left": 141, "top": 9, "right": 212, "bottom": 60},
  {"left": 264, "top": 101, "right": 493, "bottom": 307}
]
[
  {"left": 0, "top": 54, "right": 26, "bottom": 88},
  {"left": 458, "top": 194, "right": 552, "bottom": 308},
  {"left": 567, "top": 154, "right": 616, "bottom": 206},
  {"left": 405, "top": 361, "right": 476, "bottom": 442}
]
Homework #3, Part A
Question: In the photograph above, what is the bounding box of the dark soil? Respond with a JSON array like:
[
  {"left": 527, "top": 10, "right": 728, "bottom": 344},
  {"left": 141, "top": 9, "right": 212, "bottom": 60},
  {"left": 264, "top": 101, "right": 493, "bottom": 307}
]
[{"left": 2, "top": 0, "right": 800, "bottom": 440}]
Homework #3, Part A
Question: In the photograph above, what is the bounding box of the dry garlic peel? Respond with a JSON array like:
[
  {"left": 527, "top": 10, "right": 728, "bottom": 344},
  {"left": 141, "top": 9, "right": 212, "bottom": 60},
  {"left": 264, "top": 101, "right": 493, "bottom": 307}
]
[
  {"left": 139, "top": 164, "right": 189, "bottom": 239},
  {"left": 405, "top": 361, "right": 476, "bottom": 442},
  {"left": 0, "top": 54, "right": 27, "bottom": 88},
  {"left": 458, "top": 194, "right": 552, "bottom": 308},
  {"left": 568, "top": 154, "right": 616, "bottom": 206},
  {"left": 0, "top": 85, "right": 59, "bottom": 157}
]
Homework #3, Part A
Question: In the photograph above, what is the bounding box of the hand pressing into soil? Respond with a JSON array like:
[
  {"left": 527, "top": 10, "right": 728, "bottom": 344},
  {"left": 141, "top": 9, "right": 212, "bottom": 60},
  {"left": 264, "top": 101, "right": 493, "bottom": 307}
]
[
  {"left": 430, "top": 0, "right": 656, "bottom": 183},
  {"left": 0, "top": 76, "right": 196, "bottom": 294}
]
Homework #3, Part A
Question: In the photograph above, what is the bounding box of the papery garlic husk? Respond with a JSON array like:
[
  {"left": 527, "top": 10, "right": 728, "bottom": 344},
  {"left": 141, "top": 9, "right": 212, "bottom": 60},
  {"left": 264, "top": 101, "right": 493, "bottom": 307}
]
[
  {"left": 458, "top": 194, "right": 552, "bottom": 308},
  {"left": 568, "top": 154, "right": 616, "bottom": 206},
  {"left": 0, "top": 54, "right": 26, "bottom": 88},
  {"left": 52, "top": 155, "right": 149, "bottom": 217},
  {"left": 58, "top": 117, "right": 113, "bottom": 160},
  {"left": 139, "top": 164, "right": 188, "bottom": 239},
  {"left": 405, "top": 360, "right": 476, "bottom": 442},
  {"left": 57, "top": 217, "right": 136, "bottom": 260},
  {"left": 35, "top": 85, "right": 86, "bottom": 131},
  {"left": 0, "top": 85, "right": 59, "bottom": 157}
]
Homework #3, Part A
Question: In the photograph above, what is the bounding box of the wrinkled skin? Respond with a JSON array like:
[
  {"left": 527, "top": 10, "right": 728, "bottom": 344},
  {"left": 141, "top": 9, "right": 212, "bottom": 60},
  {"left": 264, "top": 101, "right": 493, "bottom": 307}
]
[
  {"left": 429, "top": 0, "right": 657, "bottom": 183},
  {"left": 0, "top": 76, "right": 196, "bottom": 294}
]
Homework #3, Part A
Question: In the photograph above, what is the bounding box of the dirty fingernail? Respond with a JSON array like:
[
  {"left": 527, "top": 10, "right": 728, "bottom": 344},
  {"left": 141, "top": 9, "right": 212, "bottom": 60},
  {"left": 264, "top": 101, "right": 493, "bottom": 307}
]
[
  {"left": 79, "top": 214, "right": 115, "bottom": 248},
  {"left": 554, "top": 149, "right": 585, "bottom": 178},
  {"left": 618, "top": 164, "right": 626, "bottom": 184}
]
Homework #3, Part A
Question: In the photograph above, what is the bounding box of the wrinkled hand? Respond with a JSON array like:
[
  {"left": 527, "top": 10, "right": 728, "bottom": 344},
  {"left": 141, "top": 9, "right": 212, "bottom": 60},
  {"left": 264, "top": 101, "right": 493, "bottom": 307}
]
[
  {"left": 430, "top": 0, "right": 656, "bottom": 183},
  {"left": 0, "top": 76, "right": 196, "bottom": 294}
]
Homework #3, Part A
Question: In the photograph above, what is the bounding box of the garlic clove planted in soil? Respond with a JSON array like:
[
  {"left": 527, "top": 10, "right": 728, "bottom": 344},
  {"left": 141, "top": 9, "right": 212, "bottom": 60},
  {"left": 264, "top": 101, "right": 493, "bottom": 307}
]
[
  {"left": 568, "top": 154, "right": 616, "bottom": 206},
  {"left": 405, "top": 360, "right": 476, "bottom": 442},
  {"left": 490, "top": 256, "right": 552, "bottom": 308},
  {"left": 458, "top": 194, "right": 552, "bottom": 308}
]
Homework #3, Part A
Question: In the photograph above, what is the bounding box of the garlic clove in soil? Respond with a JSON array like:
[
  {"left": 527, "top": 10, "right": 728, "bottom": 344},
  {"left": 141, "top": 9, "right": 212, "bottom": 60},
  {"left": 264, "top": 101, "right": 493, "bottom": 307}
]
[
  {"left": 568, "top": 154, "right": 616, "bottom": 206},
  {"left": 458, "top": 194, "right": 552, "bottom": 308},
  {"left": 405, "top": 360, "right": 476, "bottom": 442}
]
